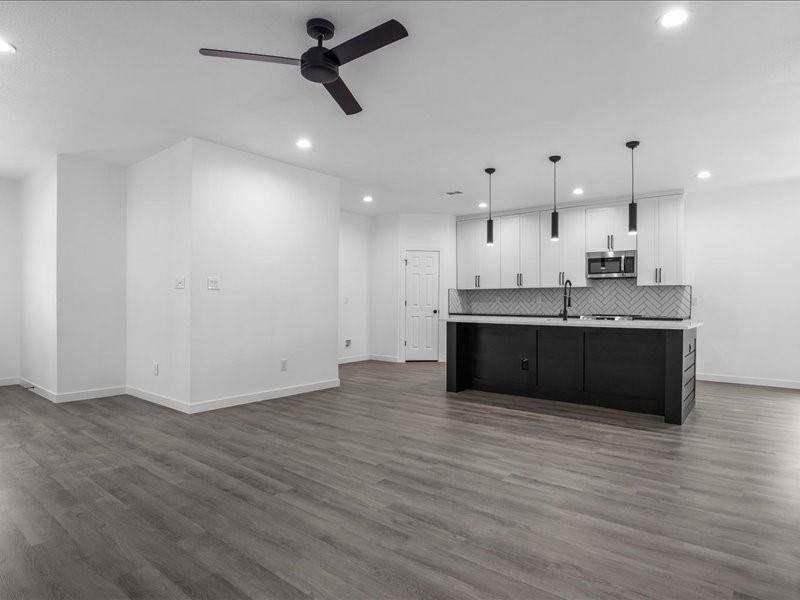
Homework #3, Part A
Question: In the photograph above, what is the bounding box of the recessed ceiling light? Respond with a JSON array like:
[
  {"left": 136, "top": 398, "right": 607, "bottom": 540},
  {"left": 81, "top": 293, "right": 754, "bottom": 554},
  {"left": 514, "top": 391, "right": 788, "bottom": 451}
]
[
  {"left": 572, "top": 187, "right": 584, "bottom": 196},
  {"left": 478, "top": 202, "right": 488, "bottom": 209},
  {"left": 696, "top": 170, "right": 711, "bottom": 179},
  {"left": 0, "top": 38, "right": 16, "bottom": 54},
  {"left": 295, "top": 138, "right": 312, "bottom": 149},
  {"left": 659, "top": 8, "right": 689, "bottom": 29},
  {"left": 362, "top": 195, "right": 373, "bottom": 203}
]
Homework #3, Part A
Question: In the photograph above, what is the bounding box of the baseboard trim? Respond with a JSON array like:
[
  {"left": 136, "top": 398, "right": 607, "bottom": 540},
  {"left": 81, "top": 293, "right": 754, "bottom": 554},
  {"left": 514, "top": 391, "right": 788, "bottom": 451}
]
[
  {"left": 338, "top": 354, "right": 369, "bottom": 365},
  {"left": 697, "top": 373, "right": 800, "bottom": 390},
  {"left": 187, "top": 378, "right": 341, "bottom": 413},
  {"left": 19, "top": 379, "right": 126, "bottom": 403},
  {"left": 127, "top": 378, "right": 340, "bottom": 414},
  {"left": 19, "top": 379, "right": 58, "bottom": 402},
  {"left": 368, "top": 354, "right": 402, "bottom": 363},
  {"left": 125, "top": 387, "right": 192, "bottom": 413},
  {"left": 0, "top": 377, "right": 20, "bottom": 387},
  {"left": 54, "top": 386, "right": 126, "bottom": 403}
]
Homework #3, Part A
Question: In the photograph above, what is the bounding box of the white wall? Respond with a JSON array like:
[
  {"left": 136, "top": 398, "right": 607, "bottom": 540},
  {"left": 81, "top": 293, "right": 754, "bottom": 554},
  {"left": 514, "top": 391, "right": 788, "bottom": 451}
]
[
  {"left": 189, "top": 139, "right": 340, "bottom": 407},
  {"left": 20, "top": 159, "right": 58, "bottom": 394},
  {"left": 398, "top": 213, "right": 457, "bottom": 362},
  {"left": 339, "top": 211, "right": 370, "bottom": 363},
  {"left": 126, "top": 140, "right": 193, "bottom": 407},
  {"left": 369, "top": 213, "right": 401, "bottom": 361},
  {"left": 56, "top": 156, "right": 126, "bottom": 396},
  {"left": 0, "top": 179, "right": 21, "bottom": 385},
  {"left": 687, "top": 178, "right": 800, "bottom": 388}
]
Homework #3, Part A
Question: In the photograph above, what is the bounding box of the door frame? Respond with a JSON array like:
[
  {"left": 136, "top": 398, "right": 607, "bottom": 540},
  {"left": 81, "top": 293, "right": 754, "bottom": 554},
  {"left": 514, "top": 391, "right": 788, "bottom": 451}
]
[{"left": 401, "top": 249, "right": 441, "bottom": 362}]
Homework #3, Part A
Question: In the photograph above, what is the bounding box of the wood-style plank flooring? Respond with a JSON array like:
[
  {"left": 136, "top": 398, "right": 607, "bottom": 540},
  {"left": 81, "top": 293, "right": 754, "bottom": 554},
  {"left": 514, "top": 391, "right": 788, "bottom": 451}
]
[{"left": 0, "top": 361, "right": 799, "bottom": 599}]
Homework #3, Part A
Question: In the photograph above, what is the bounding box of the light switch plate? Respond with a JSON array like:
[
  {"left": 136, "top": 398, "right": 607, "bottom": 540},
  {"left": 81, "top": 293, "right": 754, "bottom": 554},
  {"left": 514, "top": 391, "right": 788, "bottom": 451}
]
[
  {"left": 207, "top": 275, "right": 221, "bottom": 291},
  {"left": 175, "top": 277, "right": 186, "bottom": 289}
]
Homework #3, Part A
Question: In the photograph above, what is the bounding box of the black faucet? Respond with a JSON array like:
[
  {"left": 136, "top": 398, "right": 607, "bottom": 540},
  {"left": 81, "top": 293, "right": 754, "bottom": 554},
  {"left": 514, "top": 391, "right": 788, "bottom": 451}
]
[{"left": 560, "top": 279, "right": 572, "bottom": 321}]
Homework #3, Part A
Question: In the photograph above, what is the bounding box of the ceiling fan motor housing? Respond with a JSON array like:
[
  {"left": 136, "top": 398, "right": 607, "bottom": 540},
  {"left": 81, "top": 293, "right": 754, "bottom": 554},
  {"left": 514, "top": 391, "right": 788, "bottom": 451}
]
[{"left": 300, "top": 46, "right": 339, "bottom": 83}]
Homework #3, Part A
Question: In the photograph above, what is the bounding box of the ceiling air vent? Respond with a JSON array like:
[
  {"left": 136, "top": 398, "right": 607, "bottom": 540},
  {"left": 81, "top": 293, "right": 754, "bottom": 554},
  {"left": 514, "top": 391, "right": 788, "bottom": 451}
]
[{"left": 445, "top": 190, "right": 463, "bottom": 196}]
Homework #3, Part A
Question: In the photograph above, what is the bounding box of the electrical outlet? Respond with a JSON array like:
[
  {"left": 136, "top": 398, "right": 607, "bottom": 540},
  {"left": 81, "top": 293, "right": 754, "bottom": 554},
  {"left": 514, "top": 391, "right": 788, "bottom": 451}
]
[
  {"left": 153, "top": 362, "right": 159, "bottom": 376},
  {"left": 345, "top": 339, "right": 351, "bottom": 348},
  {"left": 281, "top": 359, "right": 288, "bottom": 371},
  {"left": 207, "top": 275, "right": 220, "bottom": 291},
  {"left": 175, "top": 277, "right": 186, "bottom": 289}
]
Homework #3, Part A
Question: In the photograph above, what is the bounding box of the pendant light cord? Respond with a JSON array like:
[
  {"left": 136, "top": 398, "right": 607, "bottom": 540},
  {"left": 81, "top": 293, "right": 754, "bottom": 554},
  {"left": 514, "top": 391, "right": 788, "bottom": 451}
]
[
  {"left": 630, "top": 146, "right": 635, "bottom": 204},
  {"left": 553, "top": 161, "right": 557, "bottom": 212},
  {"left": 488, "top": 171, "right": 492, "bottom": 219}
]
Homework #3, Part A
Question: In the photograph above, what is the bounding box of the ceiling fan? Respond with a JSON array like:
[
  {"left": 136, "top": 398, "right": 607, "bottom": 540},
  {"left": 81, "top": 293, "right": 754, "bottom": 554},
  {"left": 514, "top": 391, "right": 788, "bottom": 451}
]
[{"left": 199, "top": 18, "right": 408, "bottom": 115}]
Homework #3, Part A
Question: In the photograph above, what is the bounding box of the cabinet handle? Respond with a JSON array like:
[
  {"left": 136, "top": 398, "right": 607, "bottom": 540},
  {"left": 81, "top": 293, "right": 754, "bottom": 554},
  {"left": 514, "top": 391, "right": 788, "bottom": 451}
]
[
  {"left": 520, "top": 273, "right": 523, "bottom": 287},
  {"left": 474, "top": 275, "right": 478, "bottom": 288},
  {"left": 477, "top": 275, "right": 480, "bottom": 288},
  {"left": 607, "top": 235, "right": 610, "bottom": 250},
  {"left": 611, "top": 234, "right": 614, "bottom": 249}
]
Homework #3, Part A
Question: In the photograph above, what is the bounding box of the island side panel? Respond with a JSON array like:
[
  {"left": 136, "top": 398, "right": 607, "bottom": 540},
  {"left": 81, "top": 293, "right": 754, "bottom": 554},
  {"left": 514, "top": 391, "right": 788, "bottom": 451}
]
[
  {"left": 664, "top": 328, "right": 697, "bottom": 424},
  {"left": 446, "top": 321, "right": 469, "bottom": 392}
]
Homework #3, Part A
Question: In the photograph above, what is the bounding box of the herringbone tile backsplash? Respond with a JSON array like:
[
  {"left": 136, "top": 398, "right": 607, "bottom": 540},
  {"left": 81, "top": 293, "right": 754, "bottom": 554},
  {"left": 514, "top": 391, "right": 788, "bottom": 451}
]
[{"left": 449, "top": 279, "right": 691, "bottom": 319}]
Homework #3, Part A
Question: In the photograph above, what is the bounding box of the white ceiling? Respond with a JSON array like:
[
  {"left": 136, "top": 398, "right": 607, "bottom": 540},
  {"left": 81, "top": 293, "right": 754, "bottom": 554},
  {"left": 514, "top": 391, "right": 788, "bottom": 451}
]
[{"left": 1, "top": 1, "right": 799, "bottom": 215}]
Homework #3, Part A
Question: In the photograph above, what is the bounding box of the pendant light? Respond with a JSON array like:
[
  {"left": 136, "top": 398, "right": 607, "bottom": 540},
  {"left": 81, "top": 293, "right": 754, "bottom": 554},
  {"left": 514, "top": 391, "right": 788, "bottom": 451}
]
[
  {"left": 549, "top": 155, "right": 561, "bottom": 241},
  {"left": 485, "top": 167, "right": 495, "bottom": 246},
  {"left": 626, "top": 140, "right": 640, "bottom": 235}
]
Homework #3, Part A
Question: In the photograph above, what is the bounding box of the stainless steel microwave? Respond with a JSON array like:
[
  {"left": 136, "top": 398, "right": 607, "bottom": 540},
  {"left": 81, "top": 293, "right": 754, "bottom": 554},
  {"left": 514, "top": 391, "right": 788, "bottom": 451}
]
[{"left": 586, "top": 250, "right": 637, "bottom": 279}]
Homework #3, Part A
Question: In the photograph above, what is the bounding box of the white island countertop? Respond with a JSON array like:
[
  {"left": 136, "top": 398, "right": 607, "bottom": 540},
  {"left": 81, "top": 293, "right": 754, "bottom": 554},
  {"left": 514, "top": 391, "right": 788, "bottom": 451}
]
[{"left": 446, "top": 315, "right": 702, "bottom": 330}]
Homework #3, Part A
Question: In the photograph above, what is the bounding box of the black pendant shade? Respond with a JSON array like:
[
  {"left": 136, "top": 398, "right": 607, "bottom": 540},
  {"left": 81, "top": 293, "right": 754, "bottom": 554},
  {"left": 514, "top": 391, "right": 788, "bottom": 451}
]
[
  {"left": 485, "top": 167, "right": 495, "bottom": 246},
  {"left": 549, "top": 155, "right": 561, "bottom": 241},
  {"left": 626, "top": 140, "right": 639, "bottom": 235}
]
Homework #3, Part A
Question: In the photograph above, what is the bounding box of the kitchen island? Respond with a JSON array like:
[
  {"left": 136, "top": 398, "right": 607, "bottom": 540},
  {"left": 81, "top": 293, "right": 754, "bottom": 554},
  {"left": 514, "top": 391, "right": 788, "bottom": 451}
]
[{"left": 446, "top": 315, "right": 701, "bottom": 424}]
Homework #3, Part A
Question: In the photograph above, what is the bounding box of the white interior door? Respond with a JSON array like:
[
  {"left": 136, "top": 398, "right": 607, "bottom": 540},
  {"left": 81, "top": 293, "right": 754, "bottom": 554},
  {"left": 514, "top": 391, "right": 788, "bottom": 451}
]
[{"left": 405, "top": 250, "right": 440, "bottom": 361}]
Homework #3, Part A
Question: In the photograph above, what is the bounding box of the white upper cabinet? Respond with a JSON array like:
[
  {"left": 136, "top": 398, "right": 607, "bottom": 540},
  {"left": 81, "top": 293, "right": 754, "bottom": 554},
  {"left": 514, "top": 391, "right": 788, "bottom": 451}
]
[
  {"left": 539, "top": 207, "right": 586, "bottom": 287},
  {"left": 539, "top": 211, "right": 561, "bottom": 288},
  {"left": 455, "top": 197, "right": 684, "bottom": 291},
  {"left": 478, "top": 223, "right": 501, "bottom": 289},
  {"left": 519, "top": 212, "right": 540, "bottom": 288},
  {"left": 456, "top": 218, "right": 500, "bottom": 289},
  {"left": 499, "top": 215, "right": 521, "bottom": 288},
  {"left": 561, "top": 207, "right": 587, "bottom": 287},
  {"left": 586, "top": 204, "right": 636, "bottom": 252},
  {"left": 636, "top": 195, "right": 686, "bottom": 286},
  {"left": 457, "top": 219, "right": 480, "bottom": 289},
  {"left": 497, "top": 213, "right": 540, "bottom": 288}
]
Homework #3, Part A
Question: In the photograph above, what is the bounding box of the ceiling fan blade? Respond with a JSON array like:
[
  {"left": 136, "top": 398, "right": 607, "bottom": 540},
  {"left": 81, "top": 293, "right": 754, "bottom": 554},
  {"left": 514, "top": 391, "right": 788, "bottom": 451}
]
[
  {"left": 323, "top": 77, "right": 362, "bottom": 115},
  {"left": 199, "top": 48, "right": 299, "bottom": 66},
  {"left": 325, "top": 19, "right": 408, "bottom": 66}
]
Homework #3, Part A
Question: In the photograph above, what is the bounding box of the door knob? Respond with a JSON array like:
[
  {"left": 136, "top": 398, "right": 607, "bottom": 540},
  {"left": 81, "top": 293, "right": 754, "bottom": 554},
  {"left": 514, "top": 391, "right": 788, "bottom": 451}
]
[{"left": 433, "top": 309, "right": 438, "bottom": 314}]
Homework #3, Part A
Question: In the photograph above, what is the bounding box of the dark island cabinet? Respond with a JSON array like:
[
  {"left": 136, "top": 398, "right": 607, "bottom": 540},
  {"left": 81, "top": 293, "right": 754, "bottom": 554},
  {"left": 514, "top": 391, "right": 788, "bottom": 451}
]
[{"left": 447, "top": 321, "right": 697, "bottom": 424}]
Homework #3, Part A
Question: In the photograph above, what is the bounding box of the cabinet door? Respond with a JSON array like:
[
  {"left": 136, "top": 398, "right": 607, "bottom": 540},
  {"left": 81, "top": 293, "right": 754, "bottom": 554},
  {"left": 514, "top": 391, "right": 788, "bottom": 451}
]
[
  {"left": 608, "top": 204, "right": 637, "bottom": 251},
  {"left": 539, "top": 210, "right": 561, "bottom": 287},
  {"left": 456, "top": 220, "right": 479, "bottom": 289},
  {"left": 519, "top": 212, "right": 540, "bottom": 288},
  {"left": 635, "top": 198, "right": 659, "bottom": 286},
  {"left": 561, "top": 207, "right": 587, "bottom": 287},
  {"left": 658, "top": 196, "right": 685, "bottom": 285},
  {"left": 478, "top": 219, "right": 501, "bottom": 289},
  {"left": 585, "top": 206, "right": 614, "bottom": 252},
  {"left": 498, "top": 215, "right": 521, "bottom": 288}
]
